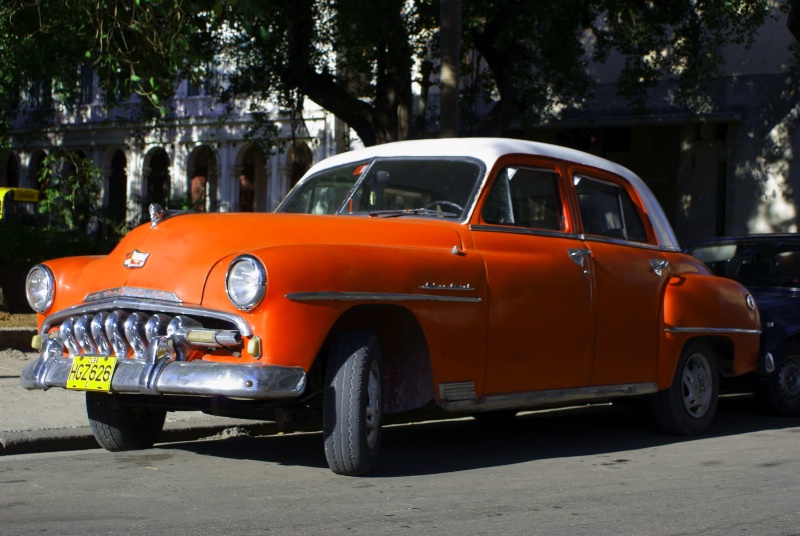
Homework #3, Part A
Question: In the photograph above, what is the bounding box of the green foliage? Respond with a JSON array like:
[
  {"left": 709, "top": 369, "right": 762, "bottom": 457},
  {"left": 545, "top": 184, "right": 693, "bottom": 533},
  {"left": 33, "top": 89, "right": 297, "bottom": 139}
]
[
  {"left": 36, "top": 150, "right": 105, "bottom": 233},
  {"left": 0, "top": 221, "right": 118, "bottom": 312},
  {"left": 0, "top": 0, "right": 779, "bottom": 147},
  {"left": 0, "top": 0, "right": 218, "bottom": 143}
]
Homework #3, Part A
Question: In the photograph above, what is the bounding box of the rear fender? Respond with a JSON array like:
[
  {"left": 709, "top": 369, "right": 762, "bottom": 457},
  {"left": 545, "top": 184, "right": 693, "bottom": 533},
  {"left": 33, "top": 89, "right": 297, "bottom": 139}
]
[{"left": 659, "top": 273, "right": 760, "bottom": 389}]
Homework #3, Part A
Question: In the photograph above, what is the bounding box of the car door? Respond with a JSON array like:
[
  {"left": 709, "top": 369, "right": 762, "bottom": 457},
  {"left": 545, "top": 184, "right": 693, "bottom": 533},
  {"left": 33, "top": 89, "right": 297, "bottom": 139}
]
[
  {"left": 471, "top": 161, "right": 595, "bottom": 395},
  {"left": 572, "top": 169, "right": 668, "bottom": 386}
]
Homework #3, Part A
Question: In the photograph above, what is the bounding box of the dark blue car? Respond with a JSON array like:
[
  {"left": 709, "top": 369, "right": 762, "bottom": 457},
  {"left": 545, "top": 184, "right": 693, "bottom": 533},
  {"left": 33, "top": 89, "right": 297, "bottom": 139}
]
[{"left": 687, "top": 234, "right": 800, "bottom": 416}]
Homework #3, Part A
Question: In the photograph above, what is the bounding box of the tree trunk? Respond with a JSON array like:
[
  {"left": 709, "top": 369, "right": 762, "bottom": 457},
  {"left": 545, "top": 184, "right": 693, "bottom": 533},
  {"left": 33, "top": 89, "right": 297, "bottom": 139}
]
[
  {"left": 440, "top": 0, "right": 461, "bottom": 138},
  {"left": 789, "top": 0, "right": 800, "bottom": 44}
]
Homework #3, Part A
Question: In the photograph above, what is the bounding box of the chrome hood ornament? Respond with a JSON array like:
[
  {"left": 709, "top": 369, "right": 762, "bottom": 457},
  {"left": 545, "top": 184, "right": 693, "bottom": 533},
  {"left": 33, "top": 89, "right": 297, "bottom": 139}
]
[{"left": 149, "top": 203, "right": 167, "bottom": 227}]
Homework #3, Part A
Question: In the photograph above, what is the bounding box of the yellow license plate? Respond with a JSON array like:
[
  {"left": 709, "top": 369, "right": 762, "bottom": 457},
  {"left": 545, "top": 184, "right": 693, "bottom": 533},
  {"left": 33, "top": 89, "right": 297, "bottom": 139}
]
[{"left": 66, "top": 355, "right": 118, "bottom": 392}]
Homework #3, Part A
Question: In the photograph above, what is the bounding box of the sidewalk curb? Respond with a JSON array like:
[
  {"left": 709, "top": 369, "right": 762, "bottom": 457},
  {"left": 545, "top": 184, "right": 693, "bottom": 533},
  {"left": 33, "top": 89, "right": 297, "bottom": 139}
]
[
  {"left": 0, "top": 420, "right": 281, "bottom": 456},
  {"left": 0, "top": 327, "right": 36, "bottom": 353}
]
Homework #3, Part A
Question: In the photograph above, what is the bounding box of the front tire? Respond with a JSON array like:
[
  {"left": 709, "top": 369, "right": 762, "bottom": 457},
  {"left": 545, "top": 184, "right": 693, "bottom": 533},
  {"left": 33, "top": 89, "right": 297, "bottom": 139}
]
[
  {"left": 652, "top": 340, "right": 719, "bottom": 435},
  {"left": 323, "top": 330, "right": 384, "bottom": 476},
  {"left": 86, "top": 392, "right": 166, "bottom": 451},
  {"left": 758, "top": 342, "right": 800, "bottom": 416}
]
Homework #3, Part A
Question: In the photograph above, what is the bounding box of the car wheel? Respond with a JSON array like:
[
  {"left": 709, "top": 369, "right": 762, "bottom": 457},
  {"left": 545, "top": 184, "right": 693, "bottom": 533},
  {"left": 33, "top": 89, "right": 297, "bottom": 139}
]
[
  {"left": 758, "top": 342, "right": 800, "bottom": 416},
  {"left": 86, "top": 392, "right": 166, "bottom": 451},
  {"left": 323, "top": 330, "right": 384, "bottom": 476},
  {"left": 651, "top": 340, "right": 718, "bottom": 435}
]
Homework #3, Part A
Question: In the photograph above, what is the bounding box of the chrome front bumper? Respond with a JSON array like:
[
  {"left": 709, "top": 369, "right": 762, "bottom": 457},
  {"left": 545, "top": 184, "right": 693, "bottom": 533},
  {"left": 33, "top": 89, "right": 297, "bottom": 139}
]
[{"left": 20, "top": 337, "right": 307, "bottom": 399}]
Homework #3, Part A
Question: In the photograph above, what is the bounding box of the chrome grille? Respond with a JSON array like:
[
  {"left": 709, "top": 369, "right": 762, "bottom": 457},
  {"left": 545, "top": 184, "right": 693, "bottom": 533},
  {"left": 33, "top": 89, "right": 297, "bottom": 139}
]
[{"left": 54, "top": 310, "right": 241, "bottom": 361}]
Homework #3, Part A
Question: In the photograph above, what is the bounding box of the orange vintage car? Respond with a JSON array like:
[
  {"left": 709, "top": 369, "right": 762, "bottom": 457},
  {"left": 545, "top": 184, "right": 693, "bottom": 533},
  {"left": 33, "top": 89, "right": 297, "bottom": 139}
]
[{"left": 21, "top": 138, "right": 762, "bottom": 475}]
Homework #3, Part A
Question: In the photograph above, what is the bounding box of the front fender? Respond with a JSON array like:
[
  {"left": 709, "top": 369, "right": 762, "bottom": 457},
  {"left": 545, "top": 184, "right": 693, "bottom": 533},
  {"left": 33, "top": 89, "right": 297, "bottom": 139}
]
[
  {"left": 658, "top": 273, "right": 761, "bottom": 388},
  {"left": 203, "top": 243, "right": 489, "bottom": 379},
  {"left": 36, "top": 255, "right": 106, "bottom": 329}
]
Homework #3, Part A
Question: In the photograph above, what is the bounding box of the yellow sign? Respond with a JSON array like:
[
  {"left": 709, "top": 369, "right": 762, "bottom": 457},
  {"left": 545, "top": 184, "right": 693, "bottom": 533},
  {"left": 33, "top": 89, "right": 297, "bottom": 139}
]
[{"left": 0, "top": 187, "right": 39, "bottom": 220}]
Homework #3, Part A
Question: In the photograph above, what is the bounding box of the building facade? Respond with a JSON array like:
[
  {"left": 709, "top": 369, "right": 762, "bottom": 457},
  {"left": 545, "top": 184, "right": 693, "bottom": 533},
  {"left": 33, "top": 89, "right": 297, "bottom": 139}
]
[
  {"left": 1, "top": 12, "right": 798, "bottom": 245},
  {"left": 0, "top": 82, "right": 337, "bottom": 227},
  {"left": 525, "top": 14, "right": 800, "bottom": 244}
]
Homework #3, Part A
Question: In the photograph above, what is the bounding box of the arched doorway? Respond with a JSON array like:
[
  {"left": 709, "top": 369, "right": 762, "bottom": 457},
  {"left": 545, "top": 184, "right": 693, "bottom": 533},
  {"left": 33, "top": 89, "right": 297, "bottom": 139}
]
[
  {"left": 107, "top": 149, "right": 127, "bottom": 225},
  {"left": 187, "top": 145, "right": 217, "bottom": 211},
  {"left": 1, "top": 151, "right": 20, "bottom": 187},
  {"left": 28, "top": 150, "right": 48, "bottom": 190},
  {"left": 144, "top": 148, "right": 171, "bottom": 212},
  {"left": 288, "top": 141, "right": 313, "bottom": 189},
  {"left": 238, "top": 147, "right": 263, "bottom": 212}
]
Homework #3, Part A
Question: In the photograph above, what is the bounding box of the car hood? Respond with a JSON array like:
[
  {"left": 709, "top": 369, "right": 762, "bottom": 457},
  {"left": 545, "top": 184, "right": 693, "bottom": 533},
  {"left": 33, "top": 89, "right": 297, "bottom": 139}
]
[{"left": 75, "top": 212, "right": 467, "bottom": 305}]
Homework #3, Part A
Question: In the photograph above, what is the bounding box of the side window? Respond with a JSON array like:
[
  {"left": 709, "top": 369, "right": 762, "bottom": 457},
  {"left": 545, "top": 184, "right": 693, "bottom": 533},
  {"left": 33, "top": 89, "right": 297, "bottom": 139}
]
[
  {"left": 574, "top": 175, "right": 647, "bottom": 242},
  {"left": 482, "top": 167, "right": 563, "bottom": 231}
]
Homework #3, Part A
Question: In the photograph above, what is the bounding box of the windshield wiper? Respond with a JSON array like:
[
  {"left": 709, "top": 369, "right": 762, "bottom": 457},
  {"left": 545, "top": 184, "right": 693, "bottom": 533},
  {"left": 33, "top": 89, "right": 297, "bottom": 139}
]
[{"left": 368, "top": 208, "right": 459, "bottom": 218}]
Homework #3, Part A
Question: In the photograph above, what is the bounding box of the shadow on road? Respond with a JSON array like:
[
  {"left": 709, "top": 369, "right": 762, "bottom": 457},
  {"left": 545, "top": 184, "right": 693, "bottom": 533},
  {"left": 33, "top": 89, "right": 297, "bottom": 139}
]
[{"left": 168, "top": 395, "right": 800, "bottom": 477}]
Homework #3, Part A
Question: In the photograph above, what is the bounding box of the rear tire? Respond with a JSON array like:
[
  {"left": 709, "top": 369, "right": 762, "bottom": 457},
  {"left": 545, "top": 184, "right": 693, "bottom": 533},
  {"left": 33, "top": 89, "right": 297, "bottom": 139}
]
[
  {"left": 323, "top": 330, "right": 384, "bottom": 476},
  {"left": 758, "top": 342, "right": 800, "bottom": 416},
  {"left": 86, "top": 392, "right": 166, "bottom": 451},
  {"left": 652, "top": 340, "right": 718, "bottom": 435}
]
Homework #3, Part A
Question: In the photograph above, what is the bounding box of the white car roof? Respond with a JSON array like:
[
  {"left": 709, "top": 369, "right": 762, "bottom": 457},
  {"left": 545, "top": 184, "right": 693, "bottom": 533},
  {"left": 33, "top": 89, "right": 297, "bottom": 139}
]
[{"left": 303, "top": 138, "right": 679, "bottom": 250}]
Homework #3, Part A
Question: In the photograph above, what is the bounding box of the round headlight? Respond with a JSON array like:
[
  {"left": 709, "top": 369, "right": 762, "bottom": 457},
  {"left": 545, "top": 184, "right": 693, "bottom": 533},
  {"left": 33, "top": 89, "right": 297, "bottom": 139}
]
[
  {"left": 26, "top": 264, "right": 55, "bottom": 313},
  {"left": 226, "top": 255, "right": 267, "bottom": 311}
]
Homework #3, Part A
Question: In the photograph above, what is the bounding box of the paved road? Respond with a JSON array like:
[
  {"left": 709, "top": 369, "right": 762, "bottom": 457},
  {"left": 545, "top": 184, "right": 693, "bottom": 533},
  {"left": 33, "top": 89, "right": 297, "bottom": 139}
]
[{"left": 2, "top": 397, "right": 798, "bottom": 535}]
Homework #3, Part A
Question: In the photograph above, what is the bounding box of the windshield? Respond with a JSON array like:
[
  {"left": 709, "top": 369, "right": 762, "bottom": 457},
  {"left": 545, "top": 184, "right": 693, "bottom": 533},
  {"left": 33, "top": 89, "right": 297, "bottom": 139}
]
[
  {"left": 689, "top": 240, "right": 800, "bottom": 288},
  {"left": 277, "top": 157, "right": 484, "bottom": 220}
]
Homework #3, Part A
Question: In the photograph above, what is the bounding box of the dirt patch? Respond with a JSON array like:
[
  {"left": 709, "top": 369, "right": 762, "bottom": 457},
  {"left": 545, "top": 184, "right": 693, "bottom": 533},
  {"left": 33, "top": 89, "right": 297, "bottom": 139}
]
[{"left": 0, "top": 312, "right": 37, "bottom": 329}]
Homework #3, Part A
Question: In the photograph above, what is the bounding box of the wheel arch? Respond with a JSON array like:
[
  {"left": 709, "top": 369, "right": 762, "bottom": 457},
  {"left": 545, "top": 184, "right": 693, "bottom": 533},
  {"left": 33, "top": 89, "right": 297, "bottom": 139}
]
[
  {"left": 658, "top": 334, "right": 736, "bottom": 389},
  {"left": 310, "top": 304, "right": 434, "bottom": 415}
]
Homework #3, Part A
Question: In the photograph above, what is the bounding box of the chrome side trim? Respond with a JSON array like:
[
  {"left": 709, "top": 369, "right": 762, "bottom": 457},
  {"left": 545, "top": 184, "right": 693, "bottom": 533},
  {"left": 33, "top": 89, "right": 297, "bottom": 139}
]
[
  {"left": 285, "top": 291, "right": 482, "bottom": 303},
  {"left": 41, "top": 298, "right": 252, "bottom": 337},
  {"left": 664, "top": 327, "right": 762, "bottom": 335},
  {"left": 439, "top": 382, "right": 658, "bottom": 412}
]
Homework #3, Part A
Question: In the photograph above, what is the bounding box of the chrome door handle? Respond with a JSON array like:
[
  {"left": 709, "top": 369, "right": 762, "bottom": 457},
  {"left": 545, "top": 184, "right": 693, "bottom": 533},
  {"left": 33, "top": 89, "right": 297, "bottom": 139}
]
[
  {"left": 568, "top": 248, "right": 592, "bottom": 273},
  {"left": 649, "top": 259, "right": 669, "bottom": 276}
]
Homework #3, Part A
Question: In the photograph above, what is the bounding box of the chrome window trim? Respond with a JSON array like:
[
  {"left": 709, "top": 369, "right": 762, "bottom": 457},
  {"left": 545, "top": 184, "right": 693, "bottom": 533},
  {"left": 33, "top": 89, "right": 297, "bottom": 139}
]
[
  {"left": 664, "top": 327, "right": 762, "bottom": 335},
  {"left": 469, "top": 224, "right": 681, "bottom": 252},
  {"left": 469, "top": 224, "right": 581, "bottom": 241},
  {"left": 286, "top": 291, "right": 482, "bottom": 303},
  {"left": 40, "top": 298, "right": 252, "bottom": 336},
  {"left": 581, "top": 234, "right": 680, "bottom": 252}
]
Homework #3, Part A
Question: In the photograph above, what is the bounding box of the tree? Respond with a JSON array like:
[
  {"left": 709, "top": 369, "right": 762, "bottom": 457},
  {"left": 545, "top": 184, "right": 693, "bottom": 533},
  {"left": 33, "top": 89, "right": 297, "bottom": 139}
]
[
  {"left": 789, "top": 0, "right": 800, "bottom": 43},
  {"left": 1, "top": 0, "right": 775, "bottom": 148},
  {"left": 0, "top": 0, "right": 216, "bottom": 145},
  {"left": 462, "top": 1, "right": 771, "bottom": 134}
]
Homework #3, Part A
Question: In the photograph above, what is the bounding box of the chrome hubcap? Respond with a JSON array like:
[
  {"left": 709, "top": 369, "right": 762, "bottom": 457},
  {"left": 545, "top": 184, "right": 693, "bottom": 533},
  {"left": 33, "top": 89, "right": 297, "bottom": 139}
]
[
  {"left": 778, "top": 355, "right": 800, "bottom": 404},
  {"left": 681, "top": 352, "right": 713, "bottom": 418}
]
